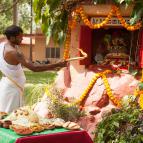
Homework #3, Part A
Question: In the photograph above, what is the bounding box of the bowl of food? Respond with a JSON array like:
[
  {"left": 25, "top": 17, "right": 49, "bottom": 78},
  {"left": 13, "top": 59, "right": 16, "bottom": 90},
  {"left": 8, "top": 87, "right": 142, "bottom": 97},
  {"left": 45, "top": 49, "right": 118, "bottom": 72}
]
[
  {"left": 0, "top": 112, "right": 8, "bottom": 119},
  {"left": 3, "top": 120, "right": 12, "bottom": 129},
  {"left": 0, "top": 120, "right": 3, "bottom": 127},
  {"left": 11, "top": 124, "right": 33, "bottom": 135}
]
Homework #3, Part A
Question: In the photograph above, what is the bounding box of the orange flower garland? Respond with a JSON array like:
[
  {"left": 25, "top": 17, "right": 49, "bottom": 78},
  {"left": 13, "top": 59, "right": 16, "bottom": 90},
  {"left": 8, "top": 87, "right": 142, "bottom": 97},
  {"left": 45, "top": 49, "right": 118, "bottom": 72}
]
[
  {"left": 69, "top": 12, "right": 78, "bottom": 29},
  {"left": 101, "top": 74, "right": 121, "bottom": 107},
  {"left": 63, "top": 5, "right": 142, "bottom": 62},
  {"left": 134, "top": 88, "right": 139, "bottom": 97},
  {"left": 73, "top": 70, "right": 121, "bottom": 107},
  {"left": 63, "top": 26, "right": 71, "bottom": 60},
  {"left": 80, "top": 6, "right": 114, "bottom": 29},
  {"left": 63, "top": 5, "right": 142, "bottom": 108},
  {"left": 74, "top": 73, "right": 102, "bottom": 105},
  {"left": 69, "top": 5, "right": 142, "bottom": 31},
  {"left": 71, "top": 6, "right": 114, "bottom": 29},
  {"left": 113, "top": 5, "right": 142, "bottom": 31},
  {"left": 133, "top": 69, "right": 143, "bottom": 109},
  {"left": 139, "top": 94, "right": 143, "bottom": 109},
  {"left": 133, "top": 87, "right": 143, "bottom": 109}
]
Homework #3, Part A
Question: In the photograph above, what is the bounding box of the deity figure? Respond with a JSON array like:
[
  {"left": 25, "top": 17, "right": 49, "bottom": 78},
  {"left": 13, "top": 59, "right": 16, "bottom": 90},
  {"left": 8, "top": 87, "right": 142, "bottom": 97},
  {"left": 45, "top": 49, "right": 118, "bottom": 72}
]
[
  {"left": 106, "top": 32, "right": 127, "bottom": 56},
  {"left": 101, "top": 32, "right": 129, "bottom": 68}
]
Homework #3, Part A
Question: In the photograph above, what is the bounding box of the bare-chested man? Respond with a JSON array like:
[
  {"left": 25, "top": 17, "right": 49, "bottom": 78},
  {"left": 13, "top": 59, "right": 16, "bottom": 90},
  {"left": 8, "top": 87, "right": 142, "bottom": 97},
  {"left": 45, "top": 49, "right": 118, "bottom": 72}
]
[{"left": 0, "top": 25, "right": 67, "bottom": 113}]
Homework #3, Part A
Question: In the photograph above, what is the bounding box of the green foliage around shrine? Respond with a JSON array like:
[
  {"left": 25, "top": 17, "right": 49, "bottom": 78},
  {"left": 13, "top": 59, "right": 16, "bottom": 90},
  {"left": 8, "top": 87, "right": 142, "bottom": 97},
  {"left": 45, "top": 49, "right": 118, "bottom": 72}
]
[
  {"left": 45, "top": 84, "right": 85, "bottom": 121},
  {"left": 93, "top": 98, "right": 143, "bottom": 143},
  {"left": 94, "top": 107, "right": 143, "bottom": 143},
  {"left": 33, "top": 0, "right": 143, "bottom": 45}
]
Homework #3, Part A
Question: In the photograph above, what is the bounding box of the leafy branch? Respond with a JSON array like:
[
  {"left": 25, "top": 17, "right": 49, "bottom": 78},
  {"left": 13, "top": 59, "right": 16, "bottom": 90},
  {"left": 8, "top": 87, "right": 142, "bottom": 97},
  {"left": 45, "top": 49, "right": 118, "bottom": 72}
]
[{"left": 33, "top": 0, "right": 143, "bottom": 45}]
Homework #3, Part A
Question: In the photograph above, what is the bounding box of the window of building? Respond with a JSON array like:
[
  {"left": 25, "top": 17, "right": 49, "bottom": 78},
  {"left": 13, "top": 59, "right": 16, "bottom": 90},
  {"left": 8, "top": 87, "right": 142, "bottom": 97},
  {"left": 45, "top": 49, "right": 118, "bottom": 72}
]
[{"left": 46, "top": 47, "right": 60, "bottom": 58}]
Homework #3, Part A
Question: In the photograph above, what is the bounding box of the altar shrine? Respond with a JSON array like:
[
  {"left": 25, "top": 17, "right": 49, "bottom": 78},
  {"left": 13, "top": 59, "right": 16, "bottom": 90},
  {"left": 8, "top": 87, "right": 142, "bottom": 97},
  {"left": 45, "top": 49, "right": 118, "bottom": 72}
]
[{"left": 55, "top": 4, "right": 143, "bottom": 138}]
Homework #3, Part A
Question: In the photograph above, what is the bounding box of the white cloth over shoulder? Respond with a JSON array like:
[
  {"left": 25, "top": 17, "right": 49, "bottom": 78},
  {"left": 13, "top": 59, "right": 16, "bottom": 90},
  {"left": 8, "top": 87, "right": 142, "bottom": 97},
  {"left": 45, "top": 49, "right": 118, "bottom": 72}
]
[{"left": 0, "top": 42, "right": 26, "bottom": 113}]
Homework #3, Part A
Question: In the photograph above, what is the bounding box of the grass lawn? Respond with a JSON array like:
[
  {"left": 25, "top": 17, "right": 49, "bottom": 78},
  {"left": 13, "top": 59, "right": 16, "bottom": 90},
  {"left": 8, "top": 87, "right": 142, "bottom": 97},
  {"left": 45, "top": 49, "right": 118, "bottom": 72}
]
[
  {"left": 24, "top": 70, "right": 57, "bottom": 105},
  {"left": 24, "top": 71, "right": 57, "bottom": 105},
  {"left": 0, "top": 70, "right": 57, "bottom": 84},
  {"left": 0, "top": 70, "right": 57, "bottom": 105},
  {"left": 25, "top": 70, "right": 57, "bottom": 84},
  {"left": 0, "top": 70, "right": 58, "bottom": 105}
]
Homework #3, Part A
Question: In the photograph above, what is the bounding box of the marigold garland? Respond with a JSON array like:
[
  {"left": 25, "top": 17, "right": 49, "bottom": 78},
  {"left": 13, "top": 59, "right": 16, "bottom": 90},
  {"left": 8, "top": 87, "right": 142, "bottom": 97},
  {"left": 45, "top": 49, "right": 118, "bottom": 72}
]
[
  {"left": 74, "top": 73, "right": 102, "bottom": 105},
  {"left": 63, "top": 4, "right": 142, "bottom": 108},
  {"left": 64, "top": 5, "right": 142, "bottom": 62},
  {"left": 69, "top": 5, "right": 142, "bottom": 31},
  {"left": 131, "top": 76, "right": 143, "bottom": 110},
  {"left": 69, "top": 12, "right": 78, "bottom": 29},
  {"left": 73, "top": 70, "right": 121, "bottom": 107},
  {"left": 139, "top": 94, "right": 143, "bottom": 109},
  {"left": 134, "top": 88, "right": 139, "bottom": 97},
  {"left": 133, "top": 69, "right": 143, "bottom": 109},
  {"left": 113, "top": 5, "right": 142, "bottom": 31},
  {"left": 101, "top": 74, "right": 121, "bottom": 107},
  {"left": 63, "top": 26, "right": 71, "bottom": 60},
  {"left": 71, "top": 6, "right": 114, "bottom": 29}
]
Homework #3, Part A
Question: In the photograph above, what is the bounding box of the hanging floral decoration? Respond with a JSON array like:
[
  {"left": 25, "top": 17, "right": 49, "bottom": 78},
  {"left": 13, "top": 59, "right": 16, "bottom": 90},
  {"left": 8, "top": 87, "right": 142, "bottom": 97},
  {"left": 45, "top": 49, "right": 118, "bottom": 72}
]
[
  {"left": 73, "top": 70, "right": 121, "bottom": 108},
  {"left": 101, "top": 74, "right": 121, "bottom": 107},
  {"left": 133, "top": 69, "right": 143, "bottom": 109},
  {"left": 133, "top": 85, "right": 143, "bottom": 109},
  {"left": 75, "top": 6, "right": 114, "bottom": 29},
  {"left": 113, "top": 5, "right": 142, "bottom": 31},
  {"left": 69, "top": 12, "right": 78, "bottom": 29},
  {"left": 134, "top": 88, "right": 143, "bottom": 109},
  {"left": 63, "top": 5, "right": 142, "bottom": 62},
  {"left": 74, "top": 72, "right": 102, "bottom": 105},
  {"left": 63, "top": 25, "right": 71, "bottom": 60},
  {"left": 63, "top": 5, "right": 142, "bottom": 108},
  {"left": 69, "top": 5, "right": 142, "bottom": 31},
  {"left": 138, "top": 94, "right": 143, "bottom": 109}
]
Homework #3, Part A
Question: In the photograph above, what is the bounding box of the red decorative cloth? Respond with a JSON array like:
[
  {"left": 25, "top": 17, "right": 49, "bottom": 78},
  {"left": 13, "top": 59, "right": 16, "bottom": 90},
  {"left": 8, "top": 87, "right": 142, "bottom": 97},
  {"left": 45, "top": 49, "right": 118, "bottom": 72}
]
[
  {"left": 15, "top": 130, "right": 93, "bottom": 143},
  {"left": 139, "top": 29, "right": 143, "bottom": 68},
  {"left": 139, "top": 48, "right": 143, "bottom": 68},
  {"left": 79, "top": 25, "right": 92, "bottom": 65}
]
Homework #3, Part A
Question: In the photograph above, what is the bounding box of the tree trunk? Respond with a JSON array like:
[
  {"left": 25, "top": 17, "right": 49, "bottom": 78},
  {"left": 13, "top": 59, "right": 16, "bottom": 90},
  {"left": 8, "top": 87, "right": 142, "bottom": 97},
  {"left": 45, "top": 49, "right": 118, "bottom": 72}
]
[{"left": 13, "top": 0, "right": 18, "bottom": 25}]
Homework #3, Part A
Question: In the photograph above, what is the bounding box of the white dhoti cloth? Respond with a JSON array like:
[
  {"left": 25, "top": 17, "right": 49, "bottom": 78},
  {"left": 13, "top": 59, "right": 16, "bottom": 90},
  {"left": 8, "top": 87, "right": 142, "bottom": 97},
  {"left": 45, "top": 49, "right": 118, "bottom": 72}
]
[
  {"left": 0, "top": 77, "right": 23, "bottom": 113},
  {"left": 0, "top": 42, "right": 26, "bottom": 113}
]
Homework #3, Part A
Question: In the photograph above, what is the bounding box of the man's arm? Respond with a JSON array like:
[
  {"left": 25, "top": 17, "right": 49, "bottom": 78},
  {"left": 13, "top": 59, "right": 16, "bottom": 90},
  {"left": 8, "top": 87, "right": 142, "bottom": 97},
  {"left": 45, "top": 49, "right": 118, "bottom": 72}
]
[{"left": 15, "top": 51, "right": 67, "bottom": 72}]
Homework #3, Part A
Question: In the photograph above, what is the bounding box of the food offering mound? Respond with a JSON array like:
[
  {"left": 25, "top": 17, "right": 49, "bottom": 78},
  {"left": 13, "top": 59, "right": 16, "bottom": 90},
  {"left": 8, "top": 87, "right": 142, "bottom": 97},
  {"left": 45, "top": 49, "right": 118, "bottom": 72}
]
[{"left": 0, "top": 106, "right": 81, "bottom": 135}]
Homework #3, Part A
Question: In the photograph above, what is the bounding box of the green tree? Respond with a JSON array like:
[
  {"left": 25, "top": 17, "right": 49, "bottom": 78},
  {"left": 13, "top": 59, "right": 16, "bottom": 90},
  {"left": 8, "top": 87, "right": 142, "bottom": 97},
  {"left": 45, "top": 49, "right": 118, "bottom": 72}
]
[
  {"left": 0, "top": 0, "right": 32, "bottom": 34},
  {"left": 18, "top": 1, "right": 32, "bottom": 33},
  {"left": 0, "top": 0, "right": 13, "bottom": 34},
  {"left": 33, "top": 0, "right": 143, "bottom": 45}
]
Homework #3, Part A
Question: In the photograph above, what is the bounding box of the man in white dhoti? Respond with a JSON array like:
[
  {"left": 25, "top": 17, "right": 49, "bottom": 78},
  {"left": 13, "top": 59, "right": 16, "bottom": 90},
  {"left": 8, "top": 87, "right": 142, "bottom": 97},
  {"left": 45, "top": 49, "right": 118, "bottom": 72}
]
[{"left": 0, "top": 25, "right": 67, "bottom": 113}]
